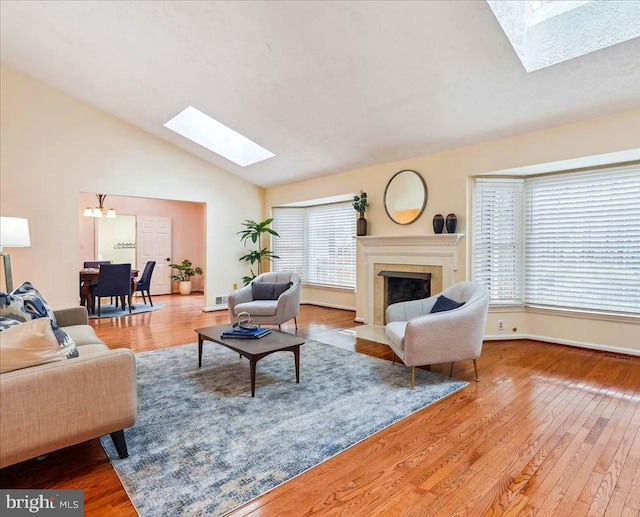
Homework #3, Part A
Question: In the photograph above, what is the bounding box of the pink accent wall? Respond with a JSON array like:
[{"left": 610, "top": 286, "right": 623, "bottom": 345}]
[{"left": 78, "top": 193, "right": 206, "bottom": 293}]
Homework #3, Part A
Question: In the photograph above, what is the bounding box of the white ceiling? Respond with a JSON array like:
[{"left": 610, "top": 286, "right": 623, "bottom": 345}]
[{"left": 2, "top": 1, "right": 640, "bottom": 188}]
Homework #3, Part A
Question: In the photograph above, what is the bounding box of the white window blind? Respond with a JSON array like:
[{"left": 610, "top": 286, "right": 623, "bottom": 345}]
[
  {"left": 271, "top": 208, "right": 305, "bottom": 280},
  {"left": 473, "top": 179, "right": 524, "bottom": 304},
  {"left": 272, "top": 202, "right": 356, "bottom": 289},
  {"left": 525, "top": 167, "right": 640, "bottom": 314}
]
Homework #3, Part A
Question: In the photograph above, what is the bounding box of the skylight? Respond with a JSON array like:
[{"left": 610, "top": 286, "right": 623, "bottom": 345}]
[
  {"left": 164, "top": 106, "right": 275, "bottom": 167},
  {"left": 487, "top": 1, "right": 640, "bottom": 72}
]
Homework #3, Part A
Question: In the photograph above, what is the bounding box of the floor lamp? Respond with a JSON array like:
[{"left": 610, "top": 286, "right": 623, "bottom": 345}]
[{"left": 0, "top": 217, "right": 31, "bottom": 292}]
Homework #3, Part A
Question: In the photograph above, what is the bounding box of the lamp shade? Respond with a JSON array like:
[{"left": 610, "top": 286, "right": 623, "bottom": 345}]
[{"left": 0, "top": 217, "right": 31, "bottom": 248}]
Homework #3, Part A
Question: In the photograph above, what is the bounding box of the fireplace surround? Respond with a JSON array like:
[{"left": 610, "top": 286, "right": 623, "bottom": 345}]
[
  {"left": 378, "top": 270, "right": 432, "bottom": 320},
  {"left": 356, "top": 234, "right": 464, "bottom": 325}
]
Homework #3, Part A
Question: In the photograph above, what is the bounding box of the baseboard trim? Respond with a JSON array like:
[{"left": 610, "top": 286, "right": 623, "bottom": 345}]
[
  {"left": 202, "top": 306, "right": 227, "bottom": 312},
  {"left": 523, "top": 333, "right": 640, "bottom": 357},
  {"left": 484, "top": 333, "right": 528, "bottom": 341},
  {"left": 485, "top": 332, "right": 639, "bottom": 357},
  {"left": 300, "top": 301, "right": 356, "bottom": 312}
]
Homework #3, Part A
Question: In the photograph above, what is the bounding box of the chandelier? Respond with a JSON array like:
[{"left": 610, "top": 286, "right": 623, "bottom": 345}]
[{"left": 83, "top": 194, "right": 116, "bottom": 218}]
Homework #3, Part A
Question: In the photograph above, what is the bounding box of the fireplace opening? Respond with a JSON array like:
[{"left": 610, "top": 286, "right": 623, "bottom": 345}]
[{"left": 378, "top": 270, "right": 431, "bottom": 322}]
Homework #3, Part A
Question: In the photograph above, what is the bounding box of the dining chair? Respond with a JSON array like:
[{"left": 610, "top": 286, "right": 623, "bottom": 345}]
[
  {"left": 134, "top": 261, "right": 156, "bottom": 306},
  {"left": 82, "top": 261, "right": 113, "bottom": 304},
  {"left": 89, "top": 263, "right": 132, "bottom": 317}
]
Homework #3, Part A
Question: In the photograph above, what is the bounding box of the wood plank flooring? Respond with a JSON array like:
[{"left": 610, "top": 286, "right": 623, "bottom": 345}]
[{"left": 1, "top": 294, "right": 638, "bottom": 516}]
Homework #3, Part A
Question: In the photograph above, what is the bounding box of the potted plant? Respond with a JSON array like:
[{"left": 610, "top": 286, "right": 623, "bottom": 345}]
[
  {"left": 238, "top": 218, "right": 280, "bottom": 285},
  {"left": 353, "top": 191, "right": 369, "bottom": 236},
  {"left": 168, "top": 259, "right": 203, "bottom": 295}
]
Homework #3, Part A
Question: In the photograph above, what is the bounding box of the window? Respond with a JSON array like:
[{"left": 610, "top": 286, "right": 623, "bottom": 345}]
[
  {"left": 473, "top": 179, "right": 524, "bottom": 304},
  {"left": 164, "top": 106, "right": 274, "bottom": 166},
  {"left": 473, "top": 166, "right": 640, "bottom": 315},
  {"left": 272, "top": 202, "right": 356, "bottom": 289}
]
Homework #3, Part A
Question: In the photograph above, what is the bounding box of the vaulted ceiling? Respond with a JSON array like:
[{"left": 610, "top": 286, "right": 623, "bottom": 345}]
[{"left": 2, "top": 1, "right": 639, "bottom": 188}]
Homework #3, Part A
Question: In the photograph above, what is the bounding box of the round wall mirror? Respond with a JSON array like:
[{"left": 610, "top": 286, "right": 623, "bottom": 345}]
[{"left": 383, "top": 170, "right": 427, "bottom": 225}]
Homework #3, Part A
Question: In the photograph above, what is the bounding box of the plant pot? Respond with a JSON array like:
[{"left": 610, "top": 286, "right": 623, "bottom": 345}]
[
  {"left": 179, "top": 281, "right": 192, "bottom": 295},
  {"left": 357, "top": 216, "right": 367, "bottom": 236}
]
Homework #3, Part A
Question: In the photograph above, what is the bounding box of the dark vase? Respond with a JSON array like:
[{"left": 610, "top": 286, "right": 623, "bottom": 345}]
[
  {"left": 446, "top": 213, "right": 457, "bottom": 233},
  {"left": 357, "top": 216, "right": 367, "bottom": 236},
  {"left": 433, "top": 214, "right": 444, "bottom": 234}
]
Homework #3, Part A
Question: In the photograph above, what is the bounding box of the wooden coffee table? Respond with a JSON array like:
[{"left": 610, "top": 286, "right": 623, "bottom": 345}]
[{"left": 195, "top": 324, "right": 305, "bottom": 397}]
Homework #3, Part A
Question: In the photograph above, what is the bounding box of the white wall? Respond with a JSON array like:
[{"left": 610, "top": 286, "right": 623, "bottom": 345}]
[
  {"left": 266, "top": 109, "right": 640, "bottom": 354},
  {"left": 0, "top": 65, "right": 263, "bottom": 309}
]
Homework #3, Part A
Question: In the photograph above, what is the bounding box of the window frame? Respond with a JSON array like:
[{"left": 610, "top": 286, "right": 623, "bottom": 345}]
[
  {"left": 472, "top": 164, "right": 640, "bottom": 318},
  {"left": 272, "top": 201, "right": 357, "bottom": 290}
]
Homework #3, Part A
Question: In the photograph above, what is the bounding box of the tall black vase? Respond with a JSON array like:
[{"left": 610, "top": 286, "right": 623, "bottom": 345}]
[
  {"left": 446, "top": 213, "right": 457, "bottom": 233},
  {"left": 357, "top": 217, "right": 367, "bottom": 236},
  {"left": 433, "top": 214, "right": 444, "bottom": 234}
]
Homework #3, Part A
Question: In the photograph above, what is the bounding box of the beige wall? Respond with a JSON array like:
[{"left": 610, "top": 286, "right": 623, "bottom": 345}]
[
  {"left": 266, "top": 109, "right": 640, "bottom": 354},
  {"left": 3, "top": 63, "right": 638, "bottom": 353},
  {"left": 78, "top": 193, "right": 206, "bottom": 293},
  {"left": 1, "top": 65, "right": 263, "bottom": 309}
]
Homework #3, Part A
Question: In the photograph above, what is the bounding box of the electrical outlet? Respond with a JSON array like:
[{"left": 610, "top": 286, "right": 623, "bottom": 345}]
[{"left": 497, "top": 320, "right": 504, "bottom": 330}]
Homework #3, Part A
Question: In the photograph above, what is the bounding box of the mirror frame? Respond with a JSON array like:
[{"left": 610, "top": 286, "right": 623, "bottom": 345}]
[{"left": 383, "top": 169, "right": 428, "bottom": 225}]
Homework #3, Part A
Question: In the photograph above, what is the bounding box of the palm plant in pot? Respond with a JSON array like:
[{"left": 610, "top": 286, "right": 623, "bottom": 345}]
[
  {"left": 238, "top": 218, "right": 280, "bottom": 285},
  {"left": 168, "top": 259, "right": 203, "bottom": 295}
]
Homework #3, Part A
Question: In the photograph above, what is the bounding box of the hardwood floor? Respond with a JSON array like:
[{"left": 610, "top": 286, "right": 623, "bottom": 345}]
[{"left": 1, "top": 294, "right": 638, "bottom": 516}]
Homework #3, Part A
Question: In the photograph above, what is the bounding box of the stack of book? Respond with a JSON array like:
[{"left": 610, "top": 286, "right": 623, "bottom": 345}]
[{"left": 221, "top": 326, "right": 271, "bottom": 339}]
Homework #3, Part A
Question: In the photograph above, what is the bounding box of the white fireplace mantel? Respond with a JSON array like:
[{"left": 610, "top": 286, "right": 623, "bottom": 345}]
[
  {"left": 357, "top": 233, "right": 464, "bottom": 248},
  {"left": 356, "top": 234, "right": 465, "bottom": 323}
]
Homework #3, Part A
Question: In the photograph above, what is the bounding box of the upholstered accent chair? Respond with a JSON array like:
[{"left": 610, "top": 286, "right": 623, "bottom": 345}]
[
  {"left": 228, "top": 272, "right": 302, "bottom": 330},
  {"left": 385, "top": 281, "right": 489, "bottom": 388}
]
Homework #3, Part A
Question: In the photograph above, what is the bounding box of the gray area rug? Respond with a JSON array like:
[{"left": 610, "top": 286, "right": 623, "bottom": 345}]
[
  {"left": 100, "top": 339, "right": 467, "bottom": 516},
  {"left": 88, "top": 302, "right": 164, "bottom": 319}
]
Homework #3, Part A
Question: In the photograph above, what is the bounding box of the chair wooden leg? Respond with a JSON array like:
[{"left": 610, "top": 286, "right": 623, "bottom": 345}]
[
  {"left": 278, "top": 325, "right": 282, "bottom": 331},
  {"left": 294, "top": 317, "right": 298, "bottom": 330},
  {"left": 110, "top": 429, "right": 129, "bottom": 459},
  {"left": 411, "top": 367, "right": 416, "bottom": 390},
  {"left": 473, "top": 359, "right": 479, "bottom": 382},
  {"left": 392, "top": 354, "right": 396, "bottom": 364},
  {"left": 141, "top": 291, "right": 147, "bottom": 305},
  {"left": 449, "top": 362, "right": 454, "bottom": 378},
  {"left": 147, "top": 291, "right": 153, "bottom": 307},
  {"left": 128, "top": 295, "right": 132, "bottom": 313}
]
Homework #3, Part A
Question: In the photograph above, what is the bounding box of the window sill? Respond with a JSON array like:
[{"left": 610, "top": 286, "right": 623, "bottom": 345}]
[
  {"left": 302, "top": 283, "right": 355, "bottom": 293},
  {"left": 525, "top": 305, "right": 640, "bottom": 324},
  {"left": 489, "top": 304, "right": 639, "bottom": 323}
]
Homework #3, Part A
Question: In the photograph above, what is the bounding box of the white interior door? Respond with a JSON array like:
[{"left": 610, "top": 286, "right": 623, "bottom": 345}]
[{"left": 137, "top": 216, "right": 172, "bottom": 295}]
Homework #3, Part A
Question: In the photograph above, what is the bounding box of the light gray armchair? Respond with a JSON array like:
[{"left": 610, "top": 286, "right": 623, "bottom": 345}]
[
  {"left": 228, "top": 272, "right": 302, "bottom": 330},
  {"left": 385, "top": 281, "right": 489, "bottom": 388}
]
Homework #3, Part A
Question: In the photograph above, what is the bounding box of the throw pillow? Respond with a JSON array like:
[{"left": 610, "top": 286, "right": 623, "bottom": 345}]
[
  {"left": 0, "top": 316, "right": 23, "bottom": 331},
  {"left": 251, "top": 281, "right": 293, "bottom": 301},
  {"left": 0, "top": 283, "right": 79, "bottom": 359},
  {"left": 430, "top": 294, "right": 465, "bottom": 314},
  {"left": 0, "top": 318, "right": 67, "bottom": 374}
]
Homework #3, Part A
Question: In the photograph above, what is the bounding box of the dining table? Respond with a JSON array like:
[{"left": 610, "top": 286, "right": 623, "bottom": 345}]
[{"left": 79, "top": 268, "right": 139, "bottom": 313}]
